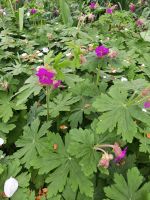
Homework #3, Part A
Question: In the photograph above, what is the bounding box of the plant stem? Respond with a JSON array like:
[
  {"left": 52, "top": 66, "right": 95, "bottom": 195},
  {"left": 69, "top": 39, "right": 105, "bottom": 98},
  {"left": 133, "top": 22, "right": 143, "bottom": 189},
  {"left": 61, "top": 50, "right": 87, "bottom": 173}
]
[
  {"left": 8, "top": 0, "right": 15, "bottom": 17},
  {"left": 46, "top": 86, "right": 50, "bottom": 121},
  {"left": 96, "top": 64, "right": 100, "bottom": 86}
]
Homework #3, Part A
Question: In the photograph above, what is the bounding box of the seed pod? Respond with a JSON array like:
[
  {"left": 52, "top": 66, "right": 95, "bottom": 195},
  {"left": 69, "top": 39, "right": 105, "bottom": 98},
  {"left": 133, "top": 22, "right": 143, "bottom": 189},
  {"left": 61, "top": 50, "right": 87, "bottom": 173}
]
[{"left": 53, "top": 144, "right": 58, "bottom": 150}]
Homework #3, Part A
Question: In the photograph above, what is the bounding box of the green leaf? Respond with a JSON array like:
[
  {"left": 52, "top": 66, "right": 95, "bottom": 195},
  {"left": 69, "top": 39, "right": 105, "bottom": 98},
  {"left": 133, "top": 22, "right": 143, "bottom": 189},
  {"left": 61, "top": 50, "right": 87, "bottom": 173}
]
[
  {"left": 140, "top": 31, "right": 150, "bottom": 42},
  {"left": 0, "top": 92, "right": 26, "bottom": 123},
  {"left": 16, "top": 76, "right": 42, "bottom": 105},
  {"left": 39, "top": 93, "right": 80, "bottom": 118},
  {"left": 0, "top": 122, "right": 16, "bottom": 133},
  {"left": 93, "top": 86, "right": 150, "bottom": 142},
  {"left": 68, "top": 128, "right": 99, "bottom": 176},
  {"left": 31, "top": 133, "right": 93, "bottom": 198},
  {"left": 44, "top": 51, "right": 54, "bottom": 66},
  {"left": 14, "top": 119, "right": 51, "bottom": 168},
  {"left": 104, "top": 167, "right": 150, "bottom": 200},
  {"left": 0, "top": 92, "right": 13, "bottom": 122},
  {"left": 59, "top": 0, "right": 73, "bottom": 27}
]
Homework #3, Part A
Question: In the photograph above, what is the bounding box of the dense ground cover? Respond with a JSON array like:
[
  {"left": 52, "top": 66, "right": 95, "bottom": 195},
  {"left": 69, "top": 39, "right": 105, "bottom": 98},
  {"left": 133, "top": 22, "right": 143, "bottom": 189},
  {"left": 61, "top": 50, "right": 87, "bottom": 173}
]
[{"left": 0, "top": 0, "right": 150, "bottom": 199}]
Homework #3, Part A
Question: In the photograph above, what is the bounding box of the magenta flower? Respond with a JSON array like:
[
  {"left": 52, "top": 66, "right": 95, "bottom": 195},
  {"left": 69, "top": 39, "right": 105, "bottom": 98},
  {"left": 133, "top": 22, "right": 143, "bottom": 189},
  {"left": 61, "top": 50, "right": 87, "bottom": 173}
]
[
  {"left": 89, "top": 2, "right": 97, "bottom": 9},
  {"left": 144, "top": 101, "right": 150, "bottom": 109},
  {"left": 106, "top": 8, "right": 113, "bottom": 14},
  {"left": 114, "top": 147, "right": 127, "bottom": 162},
  {"left": 36, "top": 68, "right": 55, "bottom": 85},
  {"left": 129, "top": 3, "right": 136, "bottom": 12},
  {"left": 30, "top": 8, "right": 37, "bottom": 15},
  {"left": 136, "top": 19, "right": 144, "bottom": 27},
  {"left": 95, "top": 45, "right": 109, "bottom": 58}
]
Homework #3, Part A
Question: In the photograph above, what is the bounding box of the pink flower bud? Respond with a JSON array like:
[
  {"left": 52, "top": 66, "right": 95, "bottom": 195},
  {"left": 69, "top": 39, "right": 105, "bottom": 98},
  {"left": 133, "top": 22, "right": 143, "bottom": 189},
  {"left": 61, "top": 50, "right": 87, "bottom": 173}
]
[
  {"left": 99, "top": 153, "right": 113, "bottom": 168},
  {"left": 108, "top": 50, "right": 118, "bottom": 58},
  {"left": 136, "top": 19, "right": 144, "bottom": 27},
  {"left": 129, "top": 3, "right": 136, "bottom": 12}
]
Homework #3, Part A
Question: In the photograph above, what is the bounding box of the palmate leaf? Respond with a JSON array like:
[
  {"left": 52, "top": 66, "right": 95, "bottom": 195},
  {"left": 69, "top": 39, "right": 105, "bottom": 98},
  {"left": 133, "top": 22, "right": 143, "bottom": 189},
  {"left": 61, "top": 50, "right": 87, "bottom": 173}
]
[
  {"left": 93, "top": 86, "right": 150, "bottom": 142},
  {"left": 39, "top": 93, "right": 80, "bottom": 118},
  {"left": 14, "top": 119, "right": 51, "bottom": 168},
  {"left": 68, "top": 128, "right": 99, "bottom": 176},
  {"left": 31, "top": 133, "right": 93, "bottom": 198},
  {"left": 0, "top": 92, "right": 26, "bottom": 123},
  {"left": 104, "top": 167, "right": 150, "bottom": 200},
  {"left": 16, "top": 76, "right": 42, "bottom": 105},
  {"left": 0, "top": 121, "right": 16, "bottom": 133}
]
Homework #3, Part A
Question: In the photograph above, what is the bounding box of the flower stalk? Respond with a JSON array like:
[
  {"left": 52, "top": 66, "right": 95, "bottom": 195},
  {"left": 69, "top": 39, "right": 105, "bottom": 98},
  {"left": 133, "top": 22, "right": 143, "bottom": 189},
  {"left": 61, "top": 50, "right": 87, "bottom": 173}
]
[{"left": 46, "top": 86, "right": 51, "bottom": 121}]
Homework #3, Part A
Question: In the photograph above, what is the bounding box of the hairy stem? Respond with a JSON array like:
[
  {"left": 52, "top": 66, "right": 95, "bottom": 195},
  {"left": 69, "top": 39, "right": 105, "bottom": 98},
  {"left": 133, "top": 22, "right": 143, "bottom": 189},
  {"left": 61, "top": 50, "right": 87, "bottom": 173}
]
[{"left": 46, "top": 86, "right": 50, "bottom": 121}]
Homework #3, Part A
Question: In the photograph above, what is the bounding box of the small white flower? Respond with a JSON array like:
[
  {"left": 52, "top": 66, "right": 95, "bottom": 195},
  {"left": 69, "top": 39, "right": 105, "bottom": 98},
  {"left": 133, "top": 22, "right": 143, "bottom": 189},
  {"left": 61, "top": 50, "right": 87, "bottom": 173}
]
[
  {"left": 121, "top": 77, "right": 128, "bottom": 82},
  {"left": 141, "top": 64, "right": 145, "bottom": 67},
  {"left": 142, "top": 108, "right": 147, "bottom": 112},
  {"left": 105, "top": 37, "right": 110, "bottom": 41},
  {"left": 0, "top": 138, "right": 4, "bottom": 146},
  {"left": 124, "top": 28, "right": 128, "bottom": 31},
  {"left": 21, "top": 53, "right": 27, "bottom": 57},
  {"left": 26, "top": 12, "right": 30, "bottom": 17},
  {"left": 4, "top": 177, "right": 18, "bottom": 198},
  {"left": 66, "top": 52, "right": 72, "bottom": 57},
  {"left": 38, "top": 59, "right": 43, "bottom": 63},
  {"left": 96, "top": 35, "right": 99, "bottom": 38},
  {"left": 0, "top": 155, "right": 4, "bottom": 159},
  {"left": 103, "top": 76, "right": 107, "bottom": 78},
  {"left": 42, "top": 47, "right": 49, "bottom": 53},
  {"left": 38, "top": 52, "right": 43, "bottom": 57},
  {"left": 112, "top": 69, "right": 117, "bottom": 73}
]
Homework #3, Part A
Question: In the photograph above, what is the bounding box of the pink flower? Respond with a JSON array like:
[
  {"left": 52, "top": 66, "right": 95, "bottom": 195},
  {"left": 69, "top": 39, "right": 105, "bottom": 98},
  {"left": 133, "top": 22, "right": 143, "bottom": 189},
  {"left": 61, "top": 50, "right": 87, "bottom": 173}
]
[
  {"left": 106, "top": 8, "right": 113, "bottom": 14},
  {"left": 129, "top": 3, "right": 136, "bottom": 12},
  {"left": 113, "top": 144, "right": 127, "bottom": 163},
  {"left": 95, "top": 45, "right": 109, "bottom": 58},
  {"left": 30, "top": 8, "right": 37, "bottom": 15},
  {"left": 53, "top": 80, "right": 61, "bottom": 89},
  {"left": 89, "top": 2, "right": 97, "bottom": 9},
  {"left": 144, "top": 101, "right": 150, "bottom": 109},
  {"left": 36, "top": 67, "right": 61, "bottom": 89},
  {"left": 36, "top": 68, "right": 55, "bottom": 85},
  {"left": 87, "top": 13, "right": 95, "bottom": 22},
  {"left": 136, "top": 19, "right": 144, "bottom": 27},
  {"left": 108, "top": 50, "right": 118, "bottom": 58}
]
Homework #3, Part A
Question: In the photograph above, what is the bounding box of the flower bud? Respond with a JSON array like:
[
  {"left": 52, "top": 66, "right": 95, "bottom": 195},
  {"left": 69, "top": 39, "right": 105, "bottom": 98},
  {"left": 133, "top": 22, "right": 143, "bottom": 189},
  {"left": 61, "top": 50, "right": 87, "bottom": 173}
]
[
  {"left": 141, "top": 88, "right": 150, "bottom": 96},
  {"left": 99, "top": 153, "right": 113, "bottom": 169},
  {"left": 80, "top": 54, "right": 87, "bottom": 64},
  {"left": 87, "top": 13, "right": 95, "bottom": 22},
  {"left": 108, "top": 50, "right": 118, "bottom": 58},
  {"left": 129, "top": 3, "right": 136, "bottom": 12},
  {"left": 136, "top": 19, "right": 144, "bottom": 27}
]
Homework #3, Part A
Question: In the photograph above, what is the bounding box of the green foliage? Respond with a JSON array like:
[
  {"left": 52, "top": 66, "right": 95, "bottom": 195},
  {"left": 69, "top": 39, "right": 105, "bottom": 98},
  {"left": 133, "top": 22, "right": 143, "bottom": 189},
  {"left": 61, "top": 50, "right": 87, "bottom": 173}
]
[
  {"left": 31, "top": 133, "right": 94, "bottom": 198},
  {"left": 0, "top": 91, "right": 26, "bottom": 123},
  {"left": 68, "top": 128, "right": 99, "bottom": 176},
  {"left": 58, "top": 0, "right": 73, "bottom": 27},
  {"left": 0, "top": 1, "right": 150, "bottom": 200},
  {"left": 14, "top": 119, "right": 51, "bottom": 168},
  {"left": 93, "top": 85, "right": 150, "bottom": 142},
  {"left": 104, "top": 167, "right": 150, "bottom": 200},
  {"left": 39, "top": 93, "right": 80, "bottom": 118}
]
